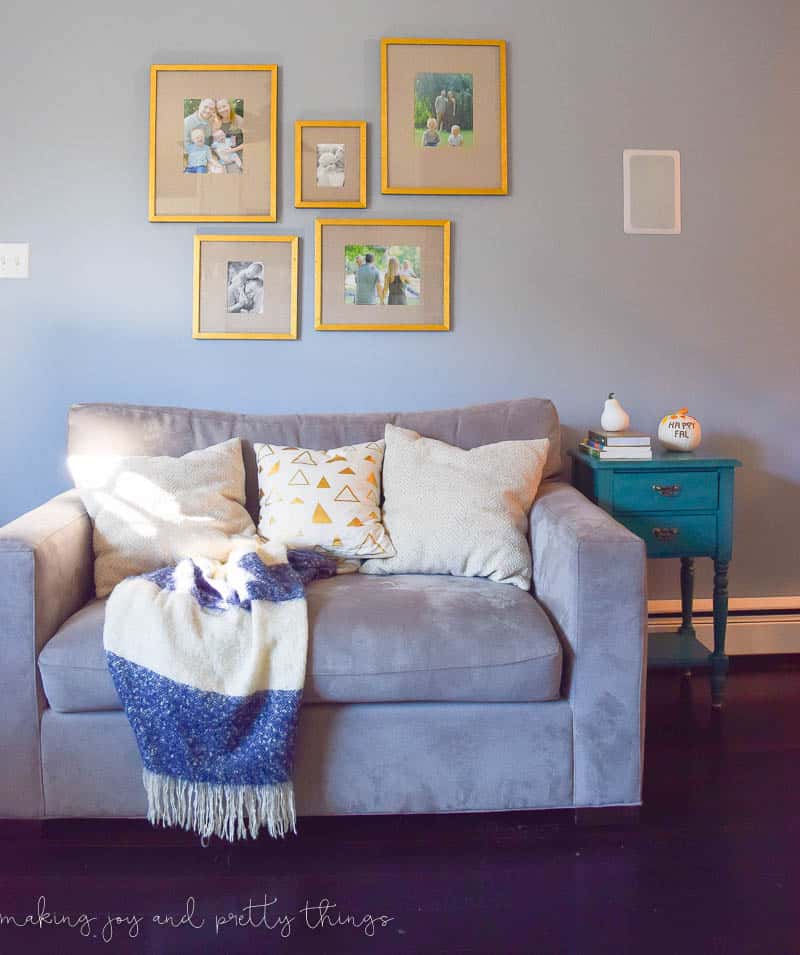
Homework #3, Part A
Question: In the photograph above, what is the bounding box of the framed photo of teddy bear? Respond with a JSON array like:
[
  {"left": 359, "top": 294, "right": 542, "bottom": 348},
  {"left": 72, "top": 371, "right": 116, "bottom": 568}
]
[
  {"left": 149, "top": 64, "right": 278, "bottom": 222},
  {"left": 294, "top": 121, "right": 367, "bottom": 208}
]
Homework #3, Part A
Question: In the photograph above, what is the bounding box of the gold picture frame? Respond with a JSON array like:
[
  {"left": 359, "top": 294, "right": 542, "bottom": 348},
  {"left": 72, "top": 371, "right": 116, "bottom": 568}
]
[
  {"left": 193, "top": 235, "right": 298, "bottom": 340},
  {"left": 149, "top": 64, "right": 278, "bottom": 222},
  {"left": 315, "top": 218, "right": 450, "bottom": 332},
  {"left": 295, "top": 120, "right": 367, "bottom": 208},
  {"left": 381, "top": 38, "right": 508, "bottom": 195}
]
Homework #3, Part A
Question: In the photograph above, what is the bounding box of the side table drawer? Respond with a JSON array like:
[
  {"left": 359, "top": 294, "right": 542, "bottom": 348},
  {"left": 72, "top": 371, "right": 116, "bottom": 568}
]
[
  {"left": 614, "top": 471, "right": 718, "bottom": 513},
  {"left": 615, "top": 512, "right": 717, "bottom": 557}
]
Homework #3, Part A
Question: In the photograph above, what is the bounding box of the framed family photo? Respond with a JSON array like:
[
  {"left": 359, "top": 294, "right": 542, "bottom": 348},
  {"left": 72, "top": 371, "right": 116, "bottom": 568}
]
[
  {"left": 315, "top": 219, "right": 450, "bottom": 331},
  {"left": 381, "top": 38, "right": 508, "bottom": 195},
  {"left": 193, "top": 235, "right": 298, "bottom": 339},
  {"left": 295, "top": 121, "right": 367, "bottom": 208},
  {"left": 149, "top": 65, "right": 278, "bottom": 222}
]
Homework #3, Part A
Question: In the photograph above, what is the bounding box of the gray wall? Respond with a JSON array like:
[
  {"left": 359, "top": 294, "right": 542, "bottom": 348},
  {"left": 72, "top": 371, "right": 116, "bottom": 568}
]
[{"left": 2, "top": 0, "right": 798, "bottom": 602}]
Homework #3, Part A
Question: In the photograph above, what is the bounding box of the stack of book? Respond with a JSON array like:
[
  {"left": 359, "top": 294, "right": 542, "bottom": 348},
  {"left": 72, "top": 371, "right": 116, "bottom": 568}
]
[{"left": 579, "top": 429, "right": 652, "bottom": 460}]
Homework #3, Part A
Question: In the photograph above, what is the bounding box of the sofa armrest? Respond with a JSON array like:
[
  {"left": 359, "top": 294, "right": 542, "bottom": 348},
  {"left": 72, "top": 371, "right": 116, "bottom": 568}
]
[
  {"left": 0, "top": 491, "right": 93, "bottom": 816},
  {"left": 530, "top": 481, "right": 647, "bottom": 807}
]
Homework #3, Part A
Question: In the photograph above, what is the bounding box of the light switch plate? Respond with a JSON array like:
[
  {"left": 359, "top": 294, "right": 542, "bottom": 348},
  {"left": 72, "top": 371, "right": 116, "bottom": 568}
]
[{"left": 0, "top": 243, "right": 30, "bottom": 278}]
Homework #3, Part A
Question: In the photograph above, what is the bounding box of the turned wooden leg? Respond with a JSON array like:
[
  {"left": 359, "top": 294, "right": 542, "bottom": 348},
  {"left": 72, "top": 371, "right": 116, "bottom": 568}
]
[
  {"left": 710, "top": 559, "right": 730, "bottom": 708},
  {"left": 679, "top": 557, "right": 696, "bottom": 638}
]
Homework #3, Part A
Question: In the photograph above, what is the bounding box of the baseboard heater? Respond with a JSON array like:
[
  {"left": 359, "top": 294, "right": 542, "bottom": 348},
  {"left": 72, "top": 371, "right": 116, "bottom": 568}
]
[{"left": 648, "top": 598, "right": 800, "bottom": 655}]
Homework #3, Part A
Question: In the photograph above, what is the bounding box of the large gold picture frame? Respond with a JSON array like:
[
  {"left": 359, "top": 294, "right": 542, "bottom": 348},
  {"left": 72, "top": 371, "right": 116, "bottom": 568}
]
[
  {"left": 193, "top": 235, "right": 298, "bottom": 340},
  {"left": 149, "top": 65, "right": 278, "bottom": 222},
  {"left": 315, "top": 218, "right": 450, "bottom": 332},
  {"left": 381, "top": 38, "right": 508, "bottom": 195},
  {"left": 295, "top": 120, "right": 367, "bottom": 208}
]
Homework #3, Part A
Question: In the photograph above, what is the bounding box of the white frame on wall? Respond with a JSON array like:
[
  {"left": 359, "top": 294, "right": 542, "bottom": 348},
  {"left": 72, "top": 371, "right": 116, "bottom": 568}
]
[{"left": 623, "top": 149, "right": 681, "bottom": 235}]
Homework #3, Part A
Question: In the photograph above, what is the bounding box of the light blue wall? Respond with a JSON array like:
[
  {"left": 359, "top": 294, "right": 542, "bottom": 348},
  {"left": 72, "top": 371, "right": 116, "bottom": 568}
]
[{"left": 2, "top": 0, "right": 798, "bottom": 601}]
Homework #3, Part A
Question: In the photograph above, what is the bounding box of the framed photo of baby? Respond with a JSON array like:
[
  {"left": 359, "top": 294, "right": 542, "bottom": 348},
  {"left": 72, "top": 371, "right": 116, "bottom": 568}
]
[
  {"left": 150, "top": 65, "right": 277, "bottom": 222},
  {"left": 193, "top": 236, "right": 298, "bottom": 340},
  {"left": 381, "top": 38, "right": 507, "bottom": 195},
  {"left": 295, "top": 121, "right": 367, "bottom": 208}
]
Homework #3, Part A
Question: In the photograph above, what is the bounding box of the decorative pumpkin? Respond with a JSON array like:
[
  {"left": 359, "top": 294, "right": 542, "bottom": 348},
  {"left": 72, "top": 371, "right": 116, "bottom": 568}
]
[
  {"left": 658, "top": 408, "right": 701, "bottom": 451},
  {"left": 600, "top": 393, "right": 631, "bottom": 432}
]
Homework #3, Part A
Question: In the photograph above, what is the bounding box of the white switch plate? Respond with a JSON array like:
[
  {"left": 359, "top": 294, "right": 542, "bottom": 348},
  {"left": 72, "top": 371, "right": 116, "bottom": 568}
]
[{"left": 0, "top": 243, "right": 30, "bottom": 279}]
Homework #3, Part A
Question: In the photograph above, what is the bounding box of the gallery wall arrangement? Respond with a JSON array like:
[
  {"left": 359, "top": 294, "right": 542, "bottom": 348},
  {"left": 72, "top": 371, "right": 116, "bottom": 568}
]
[{"left": 146, "top": 40, "right": 509, "bottom": 340}]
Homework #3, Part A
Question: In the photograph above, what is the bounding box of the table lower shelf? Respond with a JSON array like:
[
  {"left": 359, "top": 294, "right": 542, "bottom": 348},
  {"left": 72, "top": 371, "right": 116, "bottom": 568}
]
[{"left": 647, "top": 630, "right": 712, "bottom": 669}]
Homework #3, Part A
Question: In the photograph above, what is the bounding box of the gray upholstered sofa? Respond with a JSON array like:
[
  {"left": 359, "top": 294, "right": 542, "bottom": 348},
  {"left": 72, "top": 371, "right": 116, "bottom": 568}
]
[{"left": 0, "top": 398, "right": 647, "bottom": 823}]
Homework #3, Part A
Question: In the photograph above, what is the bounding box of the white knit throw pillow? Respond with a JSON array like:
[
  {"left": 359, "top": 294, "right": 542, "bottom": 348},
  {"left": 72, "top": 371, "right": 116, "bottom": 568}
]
[
  {"left": 70, "top": 438, "right": 256, "bottom": 598},
  {"left": 360, "top": 424, "right": 549, "bottom": 589}
]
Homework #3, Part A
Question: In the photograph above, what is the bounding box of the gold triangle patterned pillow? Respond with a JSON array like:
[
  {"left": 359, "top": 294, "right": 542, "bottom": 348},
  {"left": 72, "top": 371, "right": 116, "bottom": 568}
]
[{"left": 254, "top": 441, "right": 395, "bottom": 559}]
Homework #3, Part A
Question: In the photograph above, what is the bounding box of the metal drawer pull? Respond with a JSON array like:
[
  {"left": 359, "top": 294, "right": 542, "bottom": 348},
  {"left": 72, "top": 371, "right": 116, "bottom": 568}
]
[
  {"left": 652, "top": 484, "right": 681, "bottom": 497},
  {"left": 653, "top": 527, "right": 680, "bottom": 541}
]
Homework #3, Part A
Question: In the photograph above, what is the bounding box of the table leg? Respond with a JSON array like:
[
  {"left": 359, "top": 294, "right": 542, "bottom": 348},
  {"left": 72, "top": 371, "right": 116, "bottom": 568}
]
[
  {"left": 678, "top": 558, "right": 695, "bottom": 677},
  {"left": 710, "top": 559, "right": 730, "bottom": 708},
  {"left": 679, "top": 557, "right": 696, "bottom": 637}
]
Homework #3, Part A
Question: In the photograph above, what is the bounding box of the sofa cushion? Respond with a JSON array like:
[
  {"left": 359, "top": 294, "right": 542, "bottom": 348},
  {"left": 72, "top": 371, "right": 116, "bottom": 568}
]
[
  {"left": 38, "top": 575, "right": 562, "bottom": 712},
  {"left": 361, "top": 424, "right": 549, "bottom": 590},
  {"left": 255, "top": 440, "right": 394, "bottom": 559},
  {"left": 69, "top": 438, "right": 255, "bottom": 597}
]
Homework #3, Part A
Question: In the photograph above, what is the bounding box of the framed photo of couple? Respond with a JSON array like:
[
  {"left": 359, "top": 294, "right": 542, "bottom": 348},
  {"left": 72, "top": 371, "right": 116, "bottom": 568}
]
[
  {"left": 295, "top": 121, "right": 367, "bottom": 208},
  {"left": 381, "top": 38, "right": 508, "bottom": 195},
  {"left": 149, "top": 64, "right": 278, "bottom": 222},
  {"left": 315, "top": 219, "right": 450, "bottom": 332},
  {"left": 193, "top": 235, "right": 298, "bottom": 340}
]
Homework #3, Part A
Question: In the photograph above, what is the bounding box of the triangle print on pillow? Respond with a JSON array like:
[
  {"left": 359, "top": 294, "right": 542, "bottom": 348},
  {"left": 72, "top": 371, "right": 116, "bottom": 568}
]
[{"left": 254, "top": 440, "right": 394, "bottom": 560}]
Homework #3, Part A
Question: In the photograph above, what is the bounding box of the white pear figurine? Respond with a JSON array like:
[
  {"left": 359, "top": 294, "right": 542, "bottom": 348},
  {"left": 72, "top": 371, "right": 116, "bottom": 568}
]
[{"left": 600, "top": 393, "right": 631, "bottom": 432}]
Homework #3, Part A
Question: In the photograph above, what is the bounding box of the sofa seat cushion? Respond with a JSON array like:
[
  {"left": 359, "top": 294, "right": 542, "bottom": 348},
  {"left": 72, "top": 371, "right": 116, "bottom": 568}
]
[{"left": 38, "top": 574, "right": 562, "bottom": 712}]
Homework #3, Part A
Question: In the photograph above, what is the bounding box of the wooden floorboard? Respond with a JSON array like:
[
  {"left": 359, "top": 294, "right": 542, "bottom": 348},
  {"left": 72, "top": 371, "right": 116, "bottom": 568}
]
[{"left": 0, "top": 656, "right": 798, "bottom": 954}]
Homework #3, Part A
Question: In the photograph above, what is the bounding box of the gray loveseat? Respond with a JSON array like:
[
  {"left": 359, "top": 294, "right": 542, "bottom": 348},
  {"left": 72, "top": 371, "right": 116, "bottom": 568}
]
[{"left": 0, "top": 398, "right": 647, "bottom": 823}]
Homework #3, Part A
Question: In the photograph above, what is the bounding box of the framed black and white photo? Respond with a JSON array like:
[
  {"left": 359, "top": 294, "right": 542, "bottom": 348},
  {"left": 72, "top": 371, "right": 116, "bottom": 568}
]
[{"left": 193, "top": 235, "right": 298, "bottom": 339}]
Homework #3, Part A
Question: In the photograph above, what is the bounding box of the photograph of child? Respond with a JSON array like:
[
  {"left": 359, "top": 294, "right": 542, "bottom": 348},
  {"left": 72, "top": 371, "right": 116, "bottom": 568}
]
[
  {"left": 316, "top": 144, "right": 345, "bottom": 187},
  {"left": 421, "top": 117, "right": 440, "bottom": 147},
  {"left": 183, "top": 97, "right": 244, "bottom": 174},
  {"left": 227, "top": 261, "right": 264, "bottom": 314},
  {"left": 414, "top": 74, "right": 473, "bottom": 148},
  {"left": 184, "top": 126, "right": 220, "bottom": 174},
  {"left": 344, "top": 246, "right": 421, "bottom": 305}
]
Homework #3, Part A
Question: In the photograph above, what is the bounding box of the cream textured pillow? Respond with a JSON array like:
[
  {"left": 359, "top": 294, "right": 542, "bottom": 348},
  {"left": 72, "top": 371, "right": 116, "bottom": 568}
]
[
  {"left": 70, "top": 438, "right": 256, "bottom": 598},
  {"left": 360, "top": 425, "right": 549, "bottom": 589},
  {"left": 254, "top": 441, "right": 395, "bottom": 559}
]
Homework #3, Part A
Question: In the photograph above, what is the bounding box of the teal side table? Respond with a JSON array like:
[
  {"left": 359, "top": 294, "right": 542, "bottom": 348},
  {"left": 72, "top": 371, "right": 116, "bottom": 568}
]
[{"left": 569, "top": 449, "right": 741, "bottom": 708}]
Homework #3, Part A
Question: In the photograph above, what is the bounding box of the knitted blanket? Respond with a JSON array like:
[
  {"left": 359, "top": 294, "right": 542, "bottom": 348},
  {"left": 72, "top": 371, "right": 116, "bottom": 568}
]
[{"left": 104, "top": 540, "right": 338, "bottom": 841}]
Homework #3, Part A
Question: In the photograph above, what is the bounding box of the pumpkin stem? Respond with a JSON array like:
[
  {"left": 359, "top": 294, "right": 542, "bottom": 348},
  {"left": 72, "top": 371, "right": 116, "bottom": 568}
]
[
  {"left": 678, "top": 408, "right": 688, "bottom": 415},
  {"left": 607, "top": 392, "right": 615, "bottom": 399}
]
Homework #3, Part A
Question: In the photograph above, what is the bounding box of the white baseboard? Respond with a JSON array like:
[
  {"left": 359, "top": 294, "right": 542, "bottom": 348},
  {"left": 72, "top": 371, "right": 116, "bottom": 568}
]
[
  {"left": 648, "top": 596, "right": 800, "bottom": 615},
  {"left": 649, "top": 613, "right": 800, "bottom": 655}
]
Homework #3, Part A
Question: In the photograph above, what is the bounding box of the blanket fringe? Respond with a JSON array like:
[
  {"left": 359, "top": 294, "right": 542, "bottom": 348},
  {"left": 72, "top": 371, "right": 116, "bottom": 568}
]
[{"left": 143, "top": 769, "right": 296, "bottom": 842}]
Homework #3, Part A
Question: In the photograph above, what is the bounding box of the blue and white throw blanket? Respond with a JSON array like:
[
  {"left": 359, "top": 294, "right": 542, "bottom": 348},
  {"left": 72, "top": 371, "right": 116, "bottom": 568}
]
[{"left": 104, "top": 540, "right": 339, "bottom": 842}]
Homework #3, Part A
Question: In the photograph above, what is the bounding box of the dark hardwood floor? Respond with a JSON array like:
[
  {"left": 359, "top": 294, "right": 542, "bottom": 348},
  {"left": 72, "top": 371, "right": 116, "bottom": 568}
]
[{"left": 1, "top": 657, "right": 799, "bottom": 954}]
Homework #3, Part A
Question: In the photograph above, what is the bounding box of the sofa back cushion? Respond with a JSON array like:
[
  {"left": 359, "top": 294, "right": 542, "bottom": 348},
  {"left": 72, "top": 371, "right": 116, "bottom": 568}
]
[{"left": 67, "top": 398, "right": 561, "bottom": 522}]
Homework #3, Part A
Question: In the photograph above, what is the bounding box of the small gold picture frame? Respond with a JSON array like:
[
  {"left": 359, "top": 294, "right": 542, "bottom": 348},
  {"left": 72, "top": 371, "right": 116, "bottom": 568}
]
[
  {"left": 295, "top": 121, "right": 367, "bottom": 208},
  {"left": 149, "top": 64, "right": 278, "bottom": 222},
  {"left": 193, "top": 235, "right": 298, "bottom": 340},
  {"left": 315, "top": 218, "right": 450, "bottom": 332},
  {"left": 381, "top": 38, "right": 508, "bottom": 195}
]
